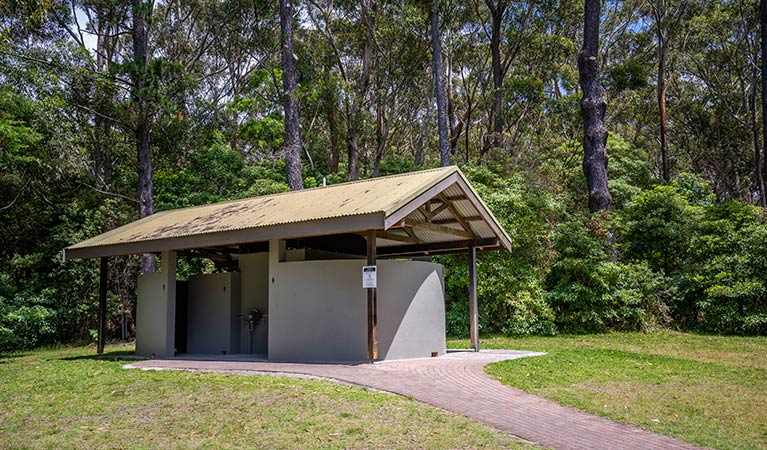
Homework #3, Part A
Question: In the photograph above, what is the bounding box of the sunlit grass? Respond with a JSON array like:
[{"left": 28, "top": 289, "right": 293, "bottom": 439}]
[
  {"left": 0, "top": 345, "right": 539, "bottom": 449},
  {"left": 449, "top": 331, "right": 767, "bottom": 450}
]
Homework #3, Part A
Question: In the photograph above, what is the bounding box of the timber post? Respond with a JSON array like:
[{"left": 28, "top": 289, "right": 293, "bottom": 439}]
[
  {"left": 469, "top": 245, "right": 479, "bottom": 352},
  {"left": 367, "top": 230, "right": 378, "bottom": 361},
  {"left": 97, "top": 257, "right": 108, "bottom": 354}
]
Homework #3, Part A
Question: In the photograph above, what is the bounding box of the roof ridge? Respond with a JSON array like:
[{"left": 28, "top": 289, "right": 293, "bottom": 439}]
[{"left": 153, "top": 166, "right": 458, "bottom": 215}]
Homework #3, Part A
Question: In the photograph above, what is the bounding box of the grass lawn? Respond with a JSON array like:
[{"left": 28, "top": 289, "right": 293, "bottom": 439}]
[
  {"left": 0, "top": 345, "right": 537, "bottom": 449},
  {"left": 449, "top": 331, "right": 767, "bottom": 450}
]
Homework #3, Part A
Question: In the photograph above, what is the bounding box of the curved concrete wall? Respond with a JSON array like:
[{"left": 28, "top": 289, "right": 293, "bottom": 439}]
[
  {"left": 268, "top": 259, "right": 445, "bottom": 362},
  {"left": 377, "top": 261, "right": 446, "bottom": 360}
]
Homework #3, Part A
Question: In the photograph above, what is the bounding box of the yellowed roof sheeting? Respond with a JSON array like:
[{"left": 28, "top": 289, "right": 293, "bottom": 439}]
[{"left": 64, "top": 166, "right": 511, "bottom": 259}]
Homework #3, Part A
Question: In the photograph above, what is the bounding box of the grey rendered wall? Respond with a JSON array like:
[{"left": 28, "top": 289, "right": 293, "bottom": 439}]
[
  {"left": 186, "top": 272, "right": 241, "bottom": 354},
  {"left": 377, "top": 260, "right": 446, "bottom": 360},
  {"left": 269, "top": 260, "right": 368, "bottom": 362},
  {"left": 268, "top": 258, "right": 445, "bottom": 362},
  {"left": 238, "top": 253, "right": 269, "bottom": 354},
  {"left": 136, "top": 272, "right": 175, "bottom": 358}
]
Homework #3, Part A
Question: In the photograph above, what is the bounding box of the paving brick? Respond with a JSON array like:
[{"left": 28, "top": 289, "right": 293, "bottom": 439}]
[{"left": 126, "top": 350, "right": 704, "bottom": 450}]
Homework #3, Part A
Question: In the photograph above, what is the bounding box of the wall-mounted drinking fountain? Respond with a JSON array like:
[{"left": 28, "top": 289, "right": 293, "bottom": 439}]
[{"left": 238, "top": 308, "right": 264, "bottom": 354}]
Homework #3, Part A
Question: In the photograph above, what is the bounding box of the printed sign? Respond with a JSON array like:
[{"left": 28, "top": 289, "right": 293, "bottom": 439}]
[{"left": 362, "top": 265, "right": 377, "bottom": 288}]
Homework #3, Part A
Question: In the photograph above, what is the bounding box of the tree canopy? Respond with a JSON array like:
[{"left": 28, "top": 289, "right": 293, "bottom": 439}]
[{"left": 1, "top": 0, "right": 766, "bottom": 350}]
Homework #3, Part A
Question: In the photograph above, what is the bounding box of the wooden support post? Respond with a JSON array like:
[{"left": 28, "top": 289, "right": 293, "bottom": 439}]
[
  {"left": 468, "top": 245, "right": 479, "bottom": 352},
  {"left": 97, "top": 257, "right": 108, "bottom": 355},
  {"left": 367, "top": 230, "right": 378, "bottom": 361}
]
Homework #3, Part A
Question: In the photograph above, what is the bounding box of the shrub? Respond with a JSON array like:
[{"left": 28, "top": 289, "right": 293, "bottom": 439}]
[
  {"left": 682, "top": 205, "right": 767, "bottom": 334},
  {"left": 438, "top": 166, "right": 560, "bottom": 337},
  {"left": 618, "top": 185, "right": 701, "bottom": 274},
  {"left": 547, "top": 220, "right": 669, "bottom": 333}
]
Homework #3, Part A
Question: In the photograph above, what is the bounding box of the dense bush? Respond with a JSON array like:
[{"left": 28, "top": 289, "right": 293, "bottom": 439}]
[
  {"left": 617, "top": 185, "right": 701, "bottom": 274},
  {"left": 613, "top": 181, "right": 767, "bottom": 335},
  {"left": 439, "top": 166, "right": 559, "bottom": 337},
  {"left": 546, "top": 221, "right": 669, "bottom": 333},
  {"left": 680, "top": 203, "right": 767, "bottom": 334}
]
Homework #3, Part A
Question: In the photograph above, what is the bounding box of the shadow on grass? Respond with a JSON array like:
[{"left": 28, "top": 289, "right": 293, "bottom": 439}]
[
  {"left": 0, "top": 352, "right": 32, "bottom": 363},
  {"left": 59, "top": 349, "right": 139, "bottom": 361}
]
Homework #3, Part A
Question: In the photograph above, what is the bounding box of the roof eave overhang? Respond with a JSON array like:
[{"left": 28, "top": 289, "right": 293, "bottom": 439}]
[
  {"left": 383, "top": 170, "right": 512, "bottom": 252},
  {"left": 63, "top": 212, "right": 385, "bottom": 261},
  {"left": 453, "top": 174, "right": 512, "bottom": 251}
]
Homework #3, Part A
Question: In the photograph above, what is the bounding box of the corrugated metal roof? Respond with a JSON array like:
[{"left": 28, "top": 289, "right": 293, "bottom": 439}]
[{"left": 64, "top": 166, "right": 512, "bottom": 259}]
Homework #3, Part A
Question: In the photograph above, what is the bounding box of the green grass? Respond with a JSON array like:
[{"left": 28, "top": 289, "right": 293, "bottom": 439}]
[
  {"left": 449, "top": 331, "right": 767, "bottom": 450},
  {"left": 0, "top": 345, "right": 538, "bottom": 449}
]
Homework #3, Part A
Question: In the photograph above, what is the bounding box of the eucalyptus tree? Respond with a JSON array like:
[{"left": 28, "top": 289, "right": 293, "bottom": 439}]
[
  {"left": 650, "top": 0, "right": 671, "bottom": 182},
  {"left": 281, "top": 0, "right": 303, "bottom": 190},
  {"left": 475, "top": 0, "right": 546, "bottom": 158},
  {"left": 761, "top": 0, "right": 767, "bottom": 206},
  {"left": 128, "top": 0, "right": 155, "bottom": 272},
  {"left": 369, "top": 2, "right": 429, "bottom": 174},
  {"left": 430, "top": 0, "right": 450, "bottom": 166},
  {"left": 677, "top": 0, "right": 761, "bottom": 202},
  {"left": 646, "top": 0, "right": 697, "bottom": 183},
  {"left": 307, "top": 0, "right": 379, "bottom": 181},
  {"left": 300, "top": 31, "right": 343, "bottom": 174},
  {"left": 578, "top": 0, "right": 612, "bottom": 213}
]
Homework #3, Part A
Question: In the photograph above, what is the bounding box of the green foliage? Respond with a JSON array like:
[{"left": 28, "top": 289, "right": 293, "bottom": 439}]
[
  {"left": 239, "top": 113, "right": 285, "bottom": 151},
  {"left": 155, "top": 140, "right": 289, "bottom": 209},
  {"left": 439, "top": 166, "right": 559, "bottom": 337},
  {"left": 672, "top": 172, "right": 716, "bottom": 207},
  {"left": 605, "top": 60, "right": 648, "bottom": 91},
  {"left": 0, "top": 89, "right": 43, "bottom": 161},
  {"left": 611, "top": 177, "right": 767, "bottom": 335},
  {"left": 681, "top": 204, "right": 767, "bottom": 334},
  {"left": 606, "top": 136, "right": 653, "bottom": 209},
  {"left": 546, "top": 220, "right": 669, "bottom": 333},
  {"left": 618, "top": 185, "right": 702, "bottom": 274}
]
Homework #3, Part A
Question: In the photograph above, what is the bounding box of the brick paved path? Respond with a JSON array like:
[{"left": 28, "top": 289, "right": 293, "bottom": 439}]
[{"left": 126, "top": 351, "right": 703, "bottom": 450}]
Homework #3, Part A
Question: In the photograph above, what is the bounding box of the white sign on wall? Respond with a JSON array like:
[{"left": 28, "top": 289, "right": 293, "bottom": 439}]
[{"left": 362, "top": 265, "right": 377, "bottom": 288}]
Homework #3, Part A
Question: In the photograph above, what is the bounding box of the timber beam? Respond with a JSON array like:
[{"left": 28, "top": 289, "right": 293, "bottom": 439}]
[
  {"left": 375, "top": 230, "right": 421, "bottom": 244},
  {"left": 377, "top": 238, "right": 499, "bottom": 257},
  {"left": 432, "top": 216, "right": 483, "bottom": 225},
  {"left": 437, "top": 193, "right": 474, "bottom": 236},
  {"left": 404, "top": 219, "right": 473, "bottom": 239}
]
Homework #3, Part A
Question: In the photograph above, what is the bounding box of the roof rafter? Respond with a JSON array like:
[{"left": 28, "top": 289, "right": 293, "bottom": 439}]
[{"left": 403, "top": 219, "right": 473, "bottom": 239}]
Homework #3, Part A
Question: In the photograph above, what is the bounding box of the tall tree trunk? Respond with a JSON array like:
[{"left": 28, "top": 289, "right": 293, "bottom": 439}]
[
  {"left": 280, "top": 0, "right": 303, "bottom": 190},
  {"left": 578, "top": 0, "right": 612, "bottom": 213},
  {"left": 93, "top": 16, "right": 109, "bottom": 185},
  {"left": 414, "top": 116, "right": 426, "bottom": 167},
  {"left": 230, "top": 70, "right": 239, "bottom": 153},
  {"left": 132, "top": 0, "right": 155, "bottom": 274},
  {"left": 345, "top": 0, "right": 375, "bottom": 181},
  {"left": 752, "top": 78, "right": 766, "bottom": 207},
  {"left": 430, "top": 0, "right": 450, "bottom": 166},
  {"left": 372, "top": 100, "right": 389, "bottom": 177},
  {"left": 346, "top": 98, "right": 361, "bottom": 180},
  {"left": 486, "top": 0, "right": 506, "bottom": 153},
  {"left": 346, "top": 108, "right": 360, "bottom": 180},
  {"left": 323, "top": 62, "right": 340, "bottom": 174},
  {"left": 655, "top": 0, "right": 670, "bottom": 182},
  {"left": 761, "top": 0, "right": 767, "bottom": 206},
  {"left": 465, "top": 84, "right": 473, "bottom": 163},
  {"left": 446, "top": 51, "right": 462, "bottom": 156}
]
